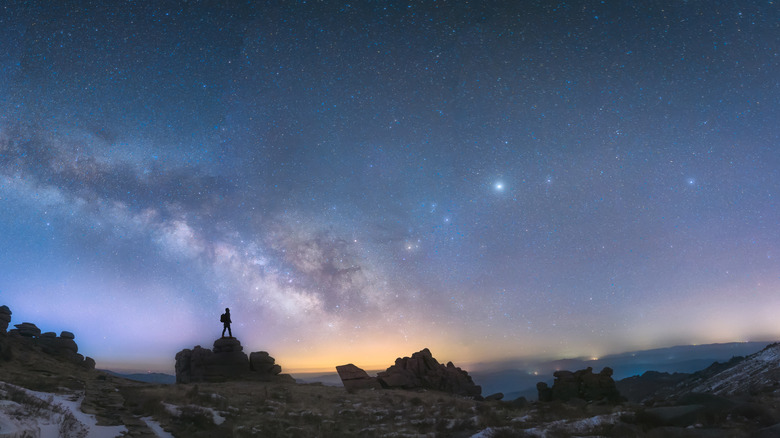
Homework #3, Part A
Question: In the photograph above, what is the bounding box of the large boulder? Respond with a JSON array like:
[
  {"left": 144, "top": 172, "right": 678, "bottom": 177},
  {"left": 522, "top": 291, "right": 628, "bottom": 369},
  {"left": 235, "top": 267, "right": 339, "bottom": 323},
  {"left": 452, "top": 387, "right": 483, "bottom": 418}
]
[
  {"left": 175, "top": 346, "right": 215, "bottom": 384},
  {"left": 0, "top": 306, "right": 11, "bottom": 332},
  {"left": 376, "top": 348, "right": 482, "bottom": 398},
  {"left": 538, "top": 367, "right": 623, "bottom": 403},
  {"left": 336, "top": 364, "right": 381, "bottom": 392}
]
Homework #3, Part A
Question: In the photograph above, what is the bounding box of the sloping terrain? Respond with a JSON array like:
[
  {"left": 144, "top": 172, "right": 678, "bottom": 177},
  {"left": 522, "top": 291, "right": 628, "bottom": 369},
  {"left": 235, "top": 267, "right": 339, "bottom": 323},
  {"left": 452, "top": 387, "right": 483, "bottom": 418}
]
[
  {"left": 683, "top": 343, "right": 780, "bottom": 397},
  {"left": 4, "top": 330, "right": 780, "bottom": 437}
]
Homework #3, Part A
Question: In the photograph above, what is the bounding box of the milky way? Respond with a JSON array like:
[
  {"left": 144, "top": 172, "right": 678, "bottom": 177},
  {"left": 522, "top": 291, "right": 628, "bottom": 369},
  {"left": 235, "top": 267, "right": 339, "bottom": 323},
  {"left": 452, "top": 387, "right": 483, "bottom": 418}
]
[{"left": 0, "top": 1, "right": 778, "bottom": 372}]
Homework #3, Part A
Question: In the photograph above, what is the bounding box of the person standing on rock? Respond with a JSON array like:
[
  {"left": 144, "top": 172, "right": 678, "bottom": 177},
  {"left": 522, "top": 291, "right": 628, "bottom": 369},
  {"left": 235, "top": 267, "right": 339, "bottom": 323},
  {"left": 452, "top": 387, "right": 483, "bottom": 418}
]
[{"left": 220, "top": 308, "right": 232, "bottom": 338}]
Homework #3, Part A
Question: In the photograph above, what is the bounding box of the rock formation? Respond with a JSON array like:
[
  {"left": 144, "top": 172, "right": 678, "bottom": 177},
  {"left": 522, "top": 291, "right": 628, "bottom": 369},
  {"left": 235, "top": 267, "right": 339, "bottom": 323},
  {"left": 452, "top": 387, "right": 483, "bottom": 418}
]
[
  {"left": 175, "top": 338, "right": 293, "bottom": 384},
  {"left": 336, "top": 364, "right": 382, "bottom": 392},
  {"left": 373, "top": 348, "right": 482, "bottom": 398},
  {"left": 37, "top": 332, "right": 80, "bottom": 360},
  {"left": 0, "top": 305, "right": 11, "bottom": 332},
  {"left": 12, "top": 322, "right": 42, "bottom": 337},
  {"left": 250, "top": 351, "right": 282, "bottom": 375},
  {"left": 0, "top": 305, "right": 94, "bottom": 369},
  {"left": 537, "top": 367, "right": 622, "bottom": 403}
]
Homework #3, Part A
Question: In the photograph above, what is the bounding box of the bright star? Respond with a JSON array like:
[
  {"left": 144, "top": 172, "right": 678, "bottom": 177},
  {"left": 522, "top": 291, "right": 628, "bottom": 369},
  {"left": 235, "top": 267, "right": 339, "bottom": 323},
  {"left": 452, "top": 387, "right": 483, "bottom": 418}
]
[{"left": 494, "top": 182, "right": 504, "bottom": 191}]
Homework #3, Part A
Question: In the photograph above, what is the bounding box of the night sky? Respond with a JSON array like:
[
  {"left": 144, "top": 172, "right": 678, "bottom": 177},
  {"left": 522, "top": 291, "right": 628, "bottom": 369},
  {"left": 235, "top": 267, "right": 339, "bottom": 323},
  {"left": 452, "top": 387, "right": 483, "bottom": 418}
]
[{"left": 1, "top": 1, "right": 778, "bottom": 373}]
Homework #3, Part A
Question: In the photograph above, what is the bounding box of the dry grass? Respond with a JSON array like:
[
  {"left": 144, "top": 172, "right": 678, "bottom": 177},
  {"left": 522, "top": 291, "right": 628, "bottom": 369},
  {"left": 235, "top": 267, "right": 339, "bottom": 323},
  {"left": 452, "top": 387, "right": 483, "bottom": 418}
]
[
  {"left": 3, "top": 334, "right": 778, "bottom": 437},
  {"left": 121, "top": 381, "right": 491, "bottom": 437}
]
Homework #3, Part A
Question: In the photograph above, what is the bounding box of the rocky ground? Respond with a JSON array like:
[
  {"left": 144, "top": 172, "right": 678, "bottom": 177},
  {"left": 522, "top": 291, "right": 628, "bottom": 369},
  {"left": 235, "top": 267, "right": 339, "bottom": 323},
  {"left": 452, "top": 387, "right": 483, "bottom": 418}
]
[
  {"left": 3, "top": 318, "right": 780, "bottom": 437},
  {"left": 3, "top": 357, "right": 780, "bottom": 437}
]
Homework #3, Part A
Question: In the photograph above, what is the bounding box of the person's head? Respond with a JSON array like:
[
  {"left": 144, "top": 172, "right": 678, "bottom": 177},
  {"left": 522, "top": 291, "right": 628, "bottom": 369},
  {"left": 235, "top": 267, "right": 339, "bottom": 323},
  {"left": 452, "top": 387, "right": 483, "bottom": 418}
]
[{"left": 225, "top": 307, "right": 230, "bottom": 312}]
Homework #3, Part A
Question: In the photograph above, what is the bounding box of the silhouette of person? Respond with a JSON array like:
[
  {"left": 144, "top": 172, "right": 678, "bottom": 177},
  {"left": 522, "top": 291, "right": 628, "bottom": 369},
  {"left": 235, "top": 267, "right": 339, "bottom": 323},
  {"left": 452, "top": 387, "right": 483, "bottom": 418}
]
[{"left": 221, "top": 307, "right": 232, "bottom": 338}]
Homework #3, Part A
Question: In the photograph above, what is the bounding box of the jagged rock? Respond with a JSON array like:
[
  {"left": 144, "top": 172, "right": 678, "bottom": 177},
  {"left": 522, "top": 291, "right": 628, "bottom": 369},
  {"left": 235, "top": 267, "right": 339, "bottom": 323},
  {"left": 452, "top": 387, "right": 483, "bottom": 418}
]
[
  {"left": 13, "top": 322, "right": 41, "bottom": 337},
  {"left": 250, "top": 351, "right": 282, "bottom": 375},
  {"left": 538, "top": 367, "right": 622, "bottom": 403},
  {"left": 336, "top": 364, "right": 381, "bottom": 392},
  {"left": 60, "top": 331, "right": 75, "bottom": 339},
  {"left": 376, "top": 348, "right": 482, "bottom": 398},
  {"left": 0, "top": 306, "right": 11, "bottom": 332},
  {"left": 41, "top": 332, "right": 56, "bottom": 338},
  {"left": 484, "top": 392, "right": 504, "bottom": 401}
]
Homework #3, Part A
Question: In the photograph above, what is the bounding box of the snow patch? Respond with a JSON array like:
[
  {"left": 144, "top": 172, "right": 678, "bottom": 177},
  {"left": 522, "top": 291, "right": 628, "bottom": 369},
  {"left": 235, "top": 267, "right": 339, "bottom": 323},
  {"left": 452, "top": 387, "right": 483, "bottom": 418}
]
[
  {"left": 470, "top": 427, "right": 496, "bottom": 437},
  {"left": 163, "top": 402, "right": 225, "bottom": 425},
  {"left": 142, "top": 416, "right": 176, "bottom": 438},
  {"left": 0, "top": 381, "right": 127, "bottom": 438}
]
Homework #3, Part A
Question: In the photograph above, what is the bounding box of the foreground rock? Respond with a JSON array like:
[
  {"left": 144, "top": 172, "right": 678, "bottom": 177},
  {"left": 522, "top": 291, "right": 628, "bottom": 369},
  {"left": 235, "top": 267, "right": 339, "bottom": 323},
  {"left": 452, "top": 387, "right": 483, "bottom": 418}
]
[
  {"left": 336, "top": 363, "right": 382, "bottom": 392},
  {"left": 377, "top": 348, "right": 482, "bottom": 398},
  {"left": 175, "top": 337, "right": 294, "bottom": 384},
  {"left": 336, "top": 348, "right": 482, "bottom": 398},
  {"left": 537, "top": 367, "right": 622, "bottom": 403}
]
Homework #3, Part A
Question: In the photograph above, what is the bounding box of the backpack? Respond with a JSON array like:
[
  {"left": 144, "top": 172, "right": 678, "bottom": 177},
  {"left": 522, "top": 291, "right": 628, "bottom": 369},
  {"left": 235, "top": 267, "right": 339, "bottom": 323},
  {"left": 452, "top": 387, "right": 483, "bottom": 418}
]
[{"left": 220, "top": 313, "right": 226, "bottom": 323}]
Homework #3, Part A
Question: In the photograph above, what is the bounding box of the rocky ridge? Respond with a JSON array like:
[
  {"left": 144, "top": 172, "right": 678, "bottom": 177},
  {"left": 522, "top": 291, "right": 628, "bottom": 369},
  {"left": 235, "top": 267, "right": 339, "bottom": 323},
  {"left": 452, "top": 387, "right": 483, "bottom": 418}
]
[
  {"left": 337, "top": 348, "right": 483, "bottom": 398},
  {"left": 0, "top": 305, "right": 94, "bottom": 369},
  {"left": 681, "top": 342, "right": 780, "bottom": 397}
]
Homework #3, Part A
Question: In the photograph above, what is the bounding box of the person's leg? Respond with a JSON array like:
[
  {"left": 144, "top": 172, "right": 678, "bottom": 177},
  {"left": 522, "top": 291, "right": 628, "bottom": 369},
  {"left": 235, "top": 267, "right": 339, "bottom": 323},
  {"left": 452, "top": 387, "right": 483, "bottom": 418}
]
[{"left": 222, "top": 326, "right": 226, "bottom": 337}]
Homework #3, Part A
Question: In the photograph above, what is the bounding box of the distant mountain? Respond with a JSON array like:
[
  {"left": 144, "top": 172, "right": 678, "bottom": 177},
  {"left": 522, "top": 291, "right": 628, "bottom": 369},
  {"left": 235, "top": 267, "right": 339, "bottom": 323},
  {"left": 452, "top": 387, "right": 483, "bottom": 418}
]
[
  {"left": 102, "top": 370, "right": 176, "bottom": 384},
  {"left": 470, "top": 341, "right": 771, "bottom": 398},
  {"left": 682, "top": 342, "right": 780, "bottom": 397}
]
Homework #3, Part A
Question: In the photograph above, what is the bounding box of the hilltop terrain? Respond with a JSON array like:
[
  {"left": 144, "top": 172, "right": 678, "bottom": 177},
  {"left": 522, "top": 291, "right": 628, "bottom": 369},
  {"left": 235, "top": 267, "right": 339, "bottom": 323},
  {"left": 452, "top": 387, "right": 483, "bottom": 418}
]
[{"left": 2, "top": 306, "right": 780, "bottom": 436}]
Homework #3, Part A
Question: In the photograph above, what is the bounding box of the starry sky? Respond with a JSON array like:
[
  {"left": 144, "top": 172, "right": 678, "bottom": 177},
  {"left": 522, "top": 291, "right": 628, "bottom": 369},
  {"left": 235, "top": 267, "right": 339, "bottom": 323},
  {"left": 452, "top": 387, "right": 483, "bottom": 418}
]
[{"left": 0, "top": 1, "right": 778, "bottom": 373}]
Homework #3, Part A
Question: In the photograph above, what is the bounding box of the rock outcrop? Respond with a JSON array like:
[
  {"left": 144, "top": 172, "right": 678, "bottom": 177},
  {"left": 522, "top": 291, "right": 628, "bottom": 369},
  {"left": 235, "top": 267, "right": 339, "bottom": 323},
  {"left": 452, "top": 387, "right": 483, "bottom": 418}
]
[
  {"left": 175, "top": 338, "right": 292, "bottom": 384},
  {"left": 375, "top": 348, "right": 482, "bottom": 398},
  {"left": 537, "top": 367, "right": 622, "bottom": 403},
  {"left": 0, "top": 305, "right": 93, "bottom": 369},
  {"left": 336, "top": 364, "right": 382, "bottom": 392},
  {"left": 0, "top": 306, "right": 11, "bottom": 332}
]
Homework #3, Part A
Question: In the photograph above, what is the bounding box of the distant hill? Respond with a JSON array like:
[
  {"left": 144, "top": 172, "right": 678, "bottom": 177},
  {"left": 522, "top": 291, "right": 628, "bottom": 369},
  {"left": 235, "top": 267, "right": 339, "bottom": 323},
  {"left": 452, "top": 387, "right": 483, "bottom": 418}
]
[
  {"left": 469, "top": 341, "right": 771, "bottom": 398},
  {"left": 680, "top": 342, "right": 780, "bottom": 397},
  {"left": 102, "top": 370, "right": 176, "bottom": 384},
  {"left": 285, "top": 342, "right": 772, "bottom": 400}
]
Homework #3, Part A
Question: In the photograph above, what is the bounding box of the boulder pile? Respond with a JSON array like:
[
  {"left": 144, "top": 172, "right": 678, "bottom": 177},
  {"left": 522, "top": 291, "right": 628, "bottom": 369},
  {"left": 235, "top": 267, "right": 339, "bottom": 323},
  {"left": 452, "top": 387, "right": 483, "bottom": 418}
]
[
  {"left": 537, "top": 367, "right": 623, "bottom": 403},
  {"left": 336, "top": 348, "right": 483, "bottom": 398},
  {"left": 175, "top": 338, "right": 293, "bottom": 384},
  {"left": 377, "top": 348, "right": 482, "bottom": 398},
  {"left": 0, "top": 305, "right": 94, "bottom": 369}
]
